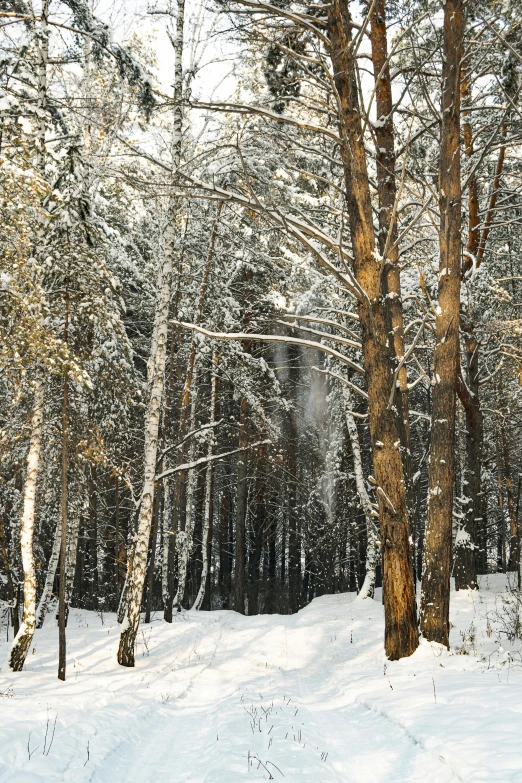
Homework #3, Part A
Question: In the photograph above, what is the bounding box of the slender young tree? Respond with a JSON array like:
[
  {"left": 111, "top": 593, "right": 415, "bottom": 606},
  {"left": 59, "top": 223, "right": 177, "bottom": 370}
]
[{"left": 117, "top": 0, "right": 185, "bottom": 666}]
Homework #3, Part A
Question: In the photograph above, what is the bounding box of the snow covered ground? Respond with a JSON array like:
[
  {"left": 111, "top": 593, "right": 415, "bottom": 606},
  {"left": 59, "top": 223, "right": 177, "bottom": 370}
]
[{"left": 0, "top": 575, "right": 521, "bottom": 782}]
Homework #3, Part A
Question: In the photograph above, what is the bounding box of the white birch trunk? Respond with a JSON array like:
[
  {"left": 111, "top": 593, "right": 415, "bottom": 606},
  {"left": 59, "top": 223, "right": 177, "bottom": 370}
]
[
  {"left": 35, "top": 511, "right": 62, "bottom": 629},
  {"left": 343, "top": 387, "right": 378, "bottom": 599},
  {"left": 9, "top": 377, "right": 45, "bottom": 670},
  {"left": 174, "top": 364, "right": 198, "bottom": 610},
  {"left": 193, "top": 356, "right": 218, "bottom": 610},
  {"left": 117, "top": 0, "right": 185, "bottom": 666},
  {"left": 65, "top": 514, "right": 81, "bottom": 605},
  {"left": 9, "top": 0, "right": 50, "bottom": 672},
  {"left": 161, "top": 479, "right": 171, "bottom": 607}
]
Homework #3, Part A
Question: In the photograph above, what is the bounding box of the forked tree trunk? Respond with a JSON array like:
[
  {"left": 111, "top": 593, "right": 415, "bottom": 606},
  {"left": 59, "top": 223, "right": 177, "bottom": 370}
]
[
  {"left": 420, "top": 0, "right": 463, "bottom": 647},
  {"left": 327, "top": 0, "right": 418, "bottom": 659},
  {"left": 9, "top": 377, "right": 45, "bottom": 671}
]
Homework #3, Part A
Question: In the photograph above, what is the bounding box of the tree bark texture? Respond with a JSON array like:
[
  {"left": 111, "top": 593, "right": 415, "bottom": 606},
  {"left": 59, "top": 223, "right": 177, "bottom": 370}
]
[
  {"left": 234, "top": 393, "right": 249, "bottom": 614},
  {"left": 420, "top": 0, "right": 463, "bottom": 647},
  {"left": 327, "top": 0, "right": 418, "bottom": 660},
  {"left": 9, "top": 377, "right": 45, "bottom": 671},
  {"left": 369, "top": 0, "right": 411, "bottom": 495}
]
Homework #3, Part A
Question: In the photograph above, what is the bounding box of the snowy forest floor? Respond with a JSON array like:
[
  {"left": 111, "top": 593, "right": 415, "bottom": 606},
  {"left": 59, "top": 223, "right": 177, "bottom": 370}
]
[{"left": 0, "top": 575, "right": 521, "bottom": 782}]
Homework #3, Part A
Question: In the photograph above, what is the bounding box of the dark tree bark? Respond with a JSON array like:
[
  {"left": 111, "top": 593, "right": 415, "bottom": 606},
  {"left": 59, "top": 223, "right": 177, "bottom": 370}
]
[
  {"left": 287, "top": 341, "right": 300, "bottom": 613},
  {"left": 454, "top": 366, "right": 480, "bottom": 590},
  {"left": 249, "top": 447, "right": 266, "bottom": 615},
  {"left": 327, "top": 0, "right": 418, "bottom": 660},
  {"left": 233, "top": 394, "right": 249, "bottom": 614},
  {"left": 0, "top": 514, "right": 19, "bottom": 637},
  {"left": 420, "top": 0, "right": 463, "bottom": 647},
  {"left": 502, "top": 427, "right": 518, "bottom": 571},
  {"left": 58, "top": 290, "right": 69, "bottom": 681}
]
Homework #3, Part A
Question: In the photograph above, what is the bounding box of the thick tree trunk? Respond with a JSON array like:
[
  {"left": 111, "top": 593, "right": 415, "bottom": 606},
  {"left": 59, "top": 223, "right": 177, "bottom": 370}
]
[
  {"left": 327, "top": 0, "right": 418, "bottom": 659},
  {"left": 420, "top": 0, "right": 463, "bottom": 647},
  {"left": 9, "top": 377, "right": 45, "bottom": 671},
  {"left": 369, "top": 0, "right": 411, "bottom": 498}
]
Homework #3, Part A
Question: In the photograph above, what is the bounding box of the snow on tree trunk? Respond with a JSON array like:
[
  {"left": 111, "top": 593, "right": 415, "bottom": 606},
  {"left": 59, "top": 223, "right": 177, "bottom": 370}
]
[
  {"left": 161, "top": 479, "right": 171, "bottom": 609},
  {"left": 420, "top": 0, "right": 463, "bottom": 648},
  {"left": 327, "top": 0, "right": 418, "bottom": 659},
  {"left": 174, "top": 364, "right": 199, "bottom": 611},
  {"left": 65, "top": 514, "right": 81, "bottom": 604},
  {"left": 9, "top": 377, "right": 45, "bottom": 671},
  {"left": 36, "top": 511, "right": 62, "bottom": 629},
  {"left": 117, "top": 0, "right": 184, "bottom": 667},
  {"left": 117, "top": 233, "right": 174, "bottom": 665},
  {"left": 343, "top": 387, "right": 377, "bottom": 600},
  {"left": 193, "top": 356, "right": 218, "bottom": 610},
  {"left": 10, "top": 0, "right": 50, "bottom": 673}
]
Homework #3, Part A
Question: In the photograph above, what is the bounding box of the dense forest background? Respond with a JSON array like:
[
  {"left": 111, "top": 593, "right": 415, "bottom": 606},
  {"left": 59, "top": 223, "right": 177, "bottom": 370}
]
[{"left": 1, "top": 0, "right": 521, "bottom": 674}]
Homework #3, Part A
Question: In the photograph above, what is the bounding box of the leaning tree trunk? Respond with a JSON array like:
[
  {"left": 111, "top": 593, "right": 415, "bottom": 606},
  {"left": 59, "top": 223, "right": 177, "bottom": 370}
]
[
  {"left": 343, "top": 387, "right": 378, "bottom": 599},
  {"left": 117, "top": 0, "right": 184, "bottom": 667},
  {"left": 9, "top": 377, "right": 45, "bottom": 671},
  {"left": 36, "top": 511, "right": 62, "bottom": 629},
  {"left": 10, "top": 0, "right": 50, "bottom": 673},
  {"left": 117, "top": 235, "right": 174, "bottom": 665},
  {"left": 327, "top": 0, "right": 418, "bottom": 660},
  {"left": 420, "top": 0, "right": 463, "bottom": 647}
]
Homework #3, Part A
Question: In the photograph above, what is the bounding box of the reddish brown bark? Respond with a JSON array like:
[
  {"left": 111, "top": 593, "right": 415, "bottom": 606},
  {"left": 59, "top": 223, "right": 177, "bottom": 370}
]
[
  {"left": 327, "top": 0, "right": 418, "bottom": 660},
  {"left": 420, "top": 0, "right": 463, "bottom": 647}
]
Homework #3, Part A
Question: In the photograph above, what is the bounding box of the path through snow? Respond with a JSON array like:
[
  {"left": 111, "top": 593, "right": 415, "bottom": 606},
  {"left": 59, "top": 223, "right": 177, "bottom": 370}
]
[{"left": 0, "top": 576, "right": 521, "bottom": 781}]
